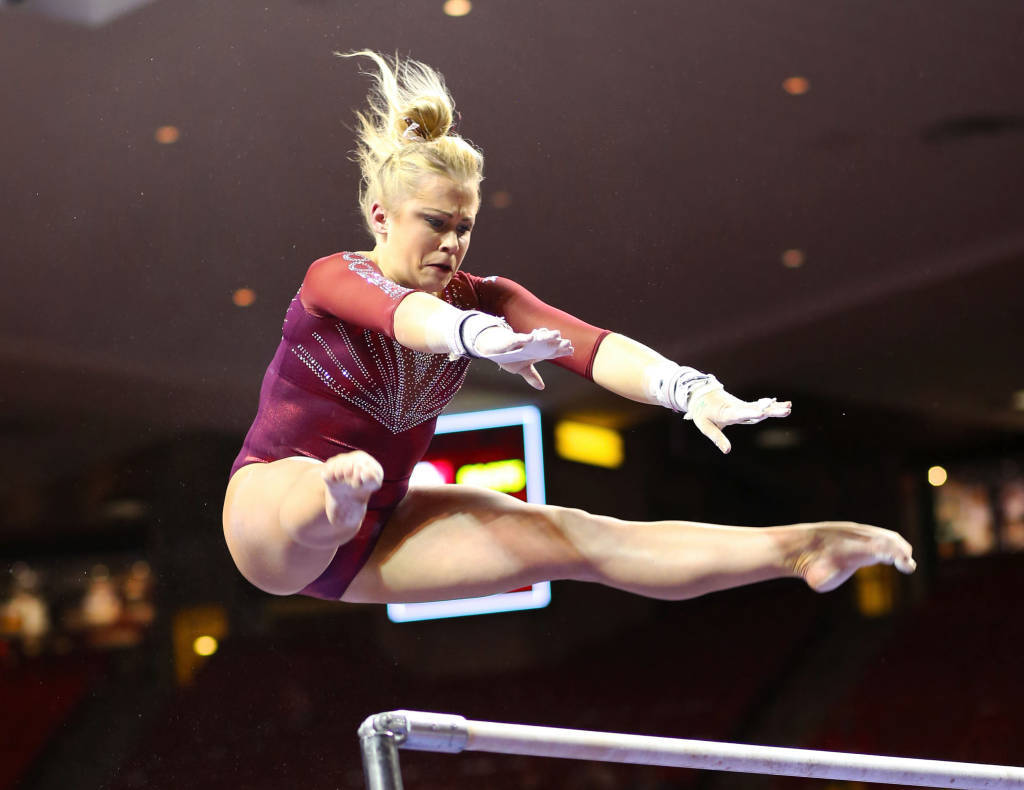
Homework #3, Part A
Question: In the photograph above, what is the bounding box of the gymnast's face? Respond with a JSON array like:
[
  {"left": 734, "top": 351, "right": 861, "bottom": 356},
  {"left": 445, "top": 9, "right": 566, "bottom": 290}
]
[{"left": 372, "top": 174, "right": 479, "bottom": 293}]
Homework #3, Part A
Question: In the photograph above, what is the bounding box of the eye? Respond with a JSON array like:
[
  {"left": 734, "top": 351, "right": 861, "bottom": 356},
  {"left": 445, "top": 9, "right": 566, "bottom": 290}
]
[
  {"left": 457, "top": 225, "right": 472, "bottom": 237},
  {"left": 424, "top": 216, "right": 444, "bottom": 229}
]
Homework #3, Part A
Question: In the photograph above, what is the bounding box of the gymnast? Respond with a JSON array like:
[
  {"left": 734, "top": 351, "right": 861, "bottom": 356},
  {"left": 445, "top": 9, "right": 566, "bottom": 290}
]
[{"left": 222, "top": 51, "right": 915, "bottom": 605}]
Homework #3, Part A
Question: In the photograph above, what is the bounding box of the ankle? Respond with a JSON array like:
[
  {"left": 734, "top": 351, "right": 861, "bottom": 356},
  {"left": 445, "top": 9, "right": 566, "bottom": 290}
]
[{"left": 764, "top": 524, "right": 813, "bottom": 580}]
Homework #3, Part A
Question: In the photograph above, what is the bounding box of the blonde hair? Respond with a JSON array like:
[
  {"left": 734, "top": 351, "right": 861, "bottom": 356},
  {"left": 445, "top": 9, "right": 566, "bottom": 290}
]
[{"left": 337, "top": 50, "right": 484, "bottom": 235}]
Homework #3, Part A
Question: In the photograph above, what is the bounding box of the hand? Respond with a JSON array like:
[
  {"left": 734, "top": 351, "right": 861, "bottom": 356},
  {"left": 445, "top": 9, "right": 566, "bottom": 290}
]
[
  {"left": 685, "top": 382, "right": 792, "bottom": 454},
  {"left": 473, "top": 327, "right": 573, "bottom": 389}
]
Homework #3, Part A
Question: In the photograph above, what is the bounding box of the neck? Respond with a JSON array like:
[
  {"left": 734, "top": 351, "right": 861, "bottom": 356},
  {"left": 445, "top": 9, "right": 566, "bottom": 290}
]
[
  {"left": 358, "top": 246, "right": 388, "bottom": 273},
  {"left": 359, "top": 246, "right": 443, "bottom": 297}
]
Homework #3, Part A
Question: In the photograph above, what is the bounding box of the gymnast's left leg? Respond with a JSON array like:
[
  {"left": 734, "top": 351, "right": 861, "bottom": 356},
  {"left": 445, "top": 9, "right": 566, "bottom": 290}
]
[{"left": 341, "top": 485, "right": 915, "bottom": 604}]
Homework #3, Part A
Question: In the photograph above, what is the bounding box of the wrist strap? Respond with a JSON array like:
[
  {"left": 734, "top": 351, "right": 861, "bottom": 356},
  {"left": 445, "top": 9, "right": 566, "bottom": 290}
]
[
  {"left": 644, "top": 362, "right": 720, "bottom": 413},
  {"left": 456, "top": 311, "right": 510, "bottom": 359}
]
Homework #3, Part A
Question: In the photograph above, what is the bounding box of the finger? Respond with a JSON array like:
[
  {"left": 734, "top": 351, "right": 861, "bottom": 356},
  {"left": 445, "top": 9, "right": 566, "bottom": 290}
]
[
  {"left": 504, "top": 334, "right": 532, "bottom": 352},
  {"left": 525, "top": 329, "right": 560, "bottom": 348},
  {"left": 531, "top": 330, "right": 567, "bottom": 349},
  {"left": 694, "top": 415, "right": 731, "bottom": 454},
  {"left": 728, "top": 411, "right": 771, "bottom": 427},
  {"left": 553, "top": 340, "right": 574, "bottom": 359},
  {"left": 479, "top": 336, "right": 528, "bottom": 357},
  {"left": 520, "top": 364, "right": 545, "bottom": 390},
  {"left": 720, "top": 402, "right": 773, "bottom": 426},
  {"left": 762, "top": 399, "right": 792, "bottom": 418},
  {"left": 527, "top": 335, "right": 573, "bottom": 361},
  {"left": 724, "top": 399, "right": 793, "bottom": 425}
]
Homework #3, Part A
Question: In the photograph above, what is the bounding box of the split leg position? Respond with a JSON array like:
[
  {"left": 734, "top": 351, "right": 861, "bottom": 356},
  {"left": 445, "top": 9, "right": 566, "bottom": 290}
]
[{"left": 223, "top": 450, "right": 916, "bottom": 601}]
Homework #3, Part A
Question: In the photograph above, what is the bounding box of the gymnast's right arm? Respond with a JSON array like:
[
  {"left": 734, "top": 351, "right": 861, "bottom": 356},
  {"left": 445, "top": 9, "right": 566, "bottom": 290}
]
[
  {"left": 392, "top": 292, "right": 574, "bottom": 389},
  {"left": 301, "top": 255, "right": 572, "bottom": 388}
]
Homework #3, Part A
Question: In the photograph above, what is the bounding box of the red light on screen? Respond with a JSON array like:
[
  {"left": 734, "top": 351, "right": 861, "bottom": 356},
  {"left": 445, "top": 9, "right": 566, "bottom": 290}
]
[{"left": 410, "top": 459, "right": 455, "bottom": 485}]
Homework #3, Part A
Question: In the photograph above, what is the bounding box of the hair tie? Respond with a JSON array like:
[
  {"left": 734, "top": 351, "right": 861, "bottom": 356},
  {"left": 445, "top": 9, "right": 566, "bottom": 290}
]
[{"left": 402, "top": 118, "right": 421, "bottom": 140}]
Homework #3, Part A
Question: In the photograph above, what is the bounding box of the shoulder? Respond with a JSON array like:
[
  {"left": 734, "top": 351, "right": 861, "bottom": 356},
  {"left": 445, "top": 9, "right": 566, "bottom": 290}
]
[
  {"left": 300, "top": 251, "right": 380, "bottom": 315},
  {"left": 456, "top": 270, "right": 512, "bottom": 290},
  {"left": 305, "top": 251, "right": 410, "bottom": 299},
  {"left": 305, "top": 251, "right": 373, "bottom": 278},
  {"left": 443, "top": 270, "right": 482, "bottom": 310}
]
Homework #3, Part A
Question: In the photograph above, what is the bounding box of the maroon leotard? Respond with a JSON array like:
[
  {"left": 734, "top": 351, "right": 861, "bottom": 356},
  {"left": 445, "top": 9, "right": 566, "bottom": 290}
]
[{"left": 231, "top": 251, "right": 610, "bottom": 599}]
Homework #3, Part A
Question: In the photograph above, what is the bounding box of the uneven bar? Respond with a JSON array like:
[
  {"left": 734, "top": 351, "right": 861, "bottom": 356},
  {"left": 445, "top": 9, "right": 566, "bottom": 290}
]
[{"left": 366, "top": 711, "right": 1024, "bottom": 790}]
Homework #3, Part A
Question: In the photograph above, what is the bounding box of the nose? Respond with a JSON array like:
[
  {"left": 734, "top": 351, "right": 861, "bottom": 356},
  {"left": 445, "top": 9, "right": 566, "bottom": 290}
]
[{"left": 438, "top": 230, "right": 459, "bottom": 254}]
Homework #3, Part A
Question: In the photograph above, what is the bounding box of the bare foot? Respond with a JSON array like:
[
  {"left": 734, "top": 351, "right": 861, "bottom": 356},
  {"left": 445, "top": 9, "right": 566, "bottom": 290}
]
[
  {"left": 322, "top": 450, "right": 384, "bottom": 538},
  {"left": 789, "top": 522, "right": 916, "bottom": 592}
]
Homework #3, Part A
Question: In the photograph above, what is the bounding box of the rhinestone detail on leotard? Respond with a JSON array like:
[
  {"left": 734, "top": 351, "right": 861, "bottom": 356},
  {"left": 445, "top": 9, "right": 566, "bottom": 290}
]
[
  {"left": 343, "top": 252, "right": 413, "bottom": 301},
  {"left": 288, "top": 277, "right": 475, "bottom": 434}
]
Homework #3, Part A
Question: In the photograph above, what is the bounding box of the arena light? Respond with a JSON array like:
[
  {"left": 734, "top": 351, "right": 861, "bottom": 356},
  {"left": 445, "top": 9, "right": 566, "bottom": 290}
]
[
  {"left": 928, "top": 465, "right": 948, "bottom": 487},
  {"left": 387, "top": 406, "right": 550, "bottom": 622},
  {"left": 854, "top": 564, "right": 895, "bottom": 617},
  {"left": 781, "top": 249, "right": 806, "bottom": 269},
  {"left": 154, "top": 126, "right": 180, "bottom": 144},
  {"left": 782, "top": 76, "right": 811, "bottom": 95},
  {"left": 192, "top": 635, "right": 218, "bottom": 657},
  {"left": 554, "top": 420, "right": 624, "bottom": 468},
  {"left": 455, "top": 459, "right": 526, "bottom": 493},
  {"left": 172, "top": 604, "right": 227, "bottom": 685},
  {"left": 232, "top": 288, "right": 257, "bottom": 307},
  {"left": 443, "top": 0, "right": 472, "bottom": 17},
  {"left": 490, "top": 190, "right": 512, "bottom": 209}
]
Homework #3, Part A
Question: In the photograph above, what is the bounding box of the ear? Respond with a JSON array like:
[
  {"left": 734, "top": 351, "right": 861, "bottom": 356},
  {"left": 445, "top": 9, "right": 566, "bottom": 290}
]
[{"left": 369, "top": 202, "right": 389, "bottom": 237}]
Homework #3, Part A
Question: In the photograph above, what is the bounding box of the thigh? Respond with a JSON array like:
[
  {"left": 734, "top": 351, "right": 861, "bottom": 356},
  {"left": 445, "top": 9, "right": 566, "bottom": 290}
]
[
  {"left": 223, "top": 457, "right": 337, "bottom": 595},
  {"left": 342, "top": 485, "right": 581, "bottom": 604},
  {"left": 223, "top": 456, "right": 321, "bottom": 537}
]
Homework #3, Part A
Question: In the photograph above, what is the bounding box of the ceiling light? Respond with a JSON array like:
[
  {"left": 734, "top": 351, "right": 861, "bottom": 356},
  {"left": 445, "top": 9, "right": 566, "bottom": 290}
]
[
  {"left": 232, "top": 288, "right": 257, "bottom": 307},
  {"left": 154, "top": 126, "right": 180, "bottom": 144},
  {"left": 443, "top": 0, "right": 472, "bottom": 17},
  {"left": 782, "top": 76, "right": 811, "bottom": 96},
  {"left": 781, "top": 249, "right": 806, "bottom": 268},
  {"left": 928, "top": 465, "right": 948, "bottom": 487}
]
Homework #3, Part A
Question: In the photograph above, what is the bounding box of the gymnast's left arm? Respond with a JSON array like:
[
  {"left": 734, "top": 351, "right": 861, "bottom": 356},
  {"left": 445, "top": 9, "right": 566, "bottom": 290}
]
[
  {"left": 590, "top": 333, "right": 791, "bottom": 454},
  {"left": 471, "top": 274, "right": 789, "bottom": 453}
]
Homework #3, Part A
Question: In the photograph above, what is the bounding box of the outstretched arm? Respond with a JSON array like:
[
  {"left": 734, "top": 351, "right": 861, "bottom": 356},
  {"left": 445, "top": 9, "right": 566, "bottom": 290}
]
[
  {"left": 467, "top": 274, "right": 791, "bottom": 452},
  {"left": 591, "top": 333, "right": 791, "bottom": 454}
]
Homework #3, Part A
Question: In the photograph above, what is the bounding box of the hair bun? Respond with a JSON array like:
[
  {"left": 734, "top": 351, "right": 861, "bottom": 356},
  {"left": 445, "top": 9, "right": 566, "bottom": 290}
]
[
  {"left": 341, "top": 49, "right": 483, "bottom": 236},
  {"left": 397, "top": 97, "right": 452, "bottom": 142}
]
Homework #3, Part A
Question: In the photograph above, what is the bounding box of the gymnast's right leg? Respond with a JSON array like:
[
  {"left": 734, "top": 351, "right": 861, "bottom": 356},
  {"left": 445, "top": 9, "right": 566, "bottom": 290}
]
[{"left": 222, "top": 451, "right": 383, "bottom": 595}]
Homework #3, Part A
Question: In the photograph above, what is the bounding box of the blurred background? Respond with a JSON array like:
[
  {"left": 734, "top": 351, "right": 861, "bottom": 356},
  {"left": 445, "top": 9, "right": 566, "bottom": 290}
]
[{"left": 1, "top": 0, "right": 1023, "bottom": 788}]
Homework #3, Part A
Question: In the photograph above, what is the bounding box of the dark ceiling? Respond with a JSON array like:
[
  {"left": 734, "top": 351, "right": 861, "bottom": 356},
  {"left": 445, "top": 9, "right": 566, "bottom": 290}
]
[{"left": 2, "top": 0, "right": 1023, "bottom": 473}]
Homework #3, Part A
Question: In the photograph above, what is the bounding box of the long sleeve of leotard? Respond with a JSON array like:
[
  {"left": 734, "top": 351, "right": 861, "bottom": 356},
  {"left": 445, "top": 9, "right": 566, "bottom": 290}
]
[
  {"left": 300, "top": 252, "right": 414, "bottom": 337},
  {"left": 467, "top": 274, "right": 611, "bottom": 380}
]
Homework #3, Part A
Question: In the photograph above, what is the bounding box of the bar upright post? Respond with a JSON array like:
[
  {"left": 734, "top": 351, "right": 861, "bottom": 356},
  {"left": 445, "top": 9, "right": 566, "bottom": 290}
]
[{"left": 359, "top": 713, "right": 406, "bottom": 790}]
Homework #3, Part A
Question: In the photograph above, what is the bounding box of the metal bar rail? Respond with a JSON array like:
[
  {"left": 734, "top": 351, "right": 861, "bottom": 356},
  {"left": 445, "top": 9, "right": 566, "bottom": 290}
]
[{"left": 359, "top": 710, "right": 1024, "bottom": 790}]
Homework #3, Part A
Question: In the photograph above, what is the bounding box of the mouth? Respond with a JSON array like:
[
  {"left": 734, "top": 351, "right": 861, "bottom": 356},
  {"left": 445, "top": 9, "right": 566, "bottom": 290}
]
[{"left": 425, "top": 261, "right": 453, "bottom": 273}]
